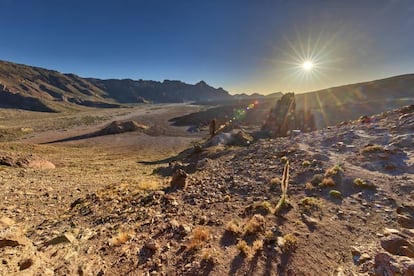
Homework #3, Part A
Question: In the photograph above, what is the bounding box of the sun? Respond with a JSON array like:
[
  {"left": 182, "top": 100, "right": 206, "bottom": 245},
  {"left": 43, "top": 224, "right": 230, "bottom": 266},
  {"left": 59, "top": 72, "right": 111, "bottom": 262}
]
[{"left": 302, "top": 60, "right": 314, "bottom": 71}]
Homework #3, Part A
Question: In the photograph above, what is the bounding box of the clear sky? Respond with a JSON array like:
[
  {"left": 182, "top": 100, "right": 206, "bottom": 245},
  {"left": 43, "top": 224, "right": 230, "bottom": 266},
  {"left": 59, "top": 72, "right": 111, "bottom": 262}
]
[{"left": 1, "top": 0, "right": 413, "bottom": 94}]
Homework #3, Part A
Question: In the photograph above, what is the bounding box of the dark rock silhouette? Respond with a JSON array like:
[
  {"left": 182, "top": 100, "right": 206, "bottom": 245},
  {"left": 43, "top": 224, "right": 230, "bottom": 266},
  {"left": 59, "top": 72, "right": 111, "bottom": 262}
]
[{"left": 262, "top": 93, "right": 316, "bottom": 136}]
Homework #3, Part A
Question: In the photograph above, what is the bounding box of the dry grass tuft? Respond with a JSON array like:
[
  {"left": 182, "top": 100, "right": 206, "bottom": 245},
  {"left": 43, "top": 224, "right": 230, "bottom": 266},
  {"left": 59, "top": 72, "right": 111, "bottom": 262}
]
[
  {"left": 360, "top": 144, "right": 386, "bottom": 154},
  {"left": 305, "top": 182, "right": 315, "bottom": 190},
  {"left": 320, "top": 177, "right": 336, "bottom": 187},
  {"left": 353, "top": 178, "right": 375, "bottom": 188},
  {"left": 300, "top": 197, "right": 323, "bottom": 213},
  {"left": 226, "top": 220, "right": 243, "bottom": 236},
  {"left": 324, "top": 164, "right": 343, "bottom": 178},
  {"left": 310, "top": 174, "right": 324, "bottom": 186},
  {"left": 252, "top": 239, "right": 264, "bottom": 253},
  {"left": 302, "top": 160, "right": 311, "bottom": 167},
  {"left": 244, "top": 214, "right": 265, "bottom": 235},
  {"left": 187, "top": 227, "right": 209, "bottom": 251},
  {"left": 110, "top": 232, "right": 131, "bottom": 246},
  {"left": 280, "top": 233, "right": 298, "bottom": 252},
  {"left": 329, "top": 190, "right": 342, "bottom": 198},
  {"left": 236, "top": 240, "right": 250, "bottom": 257}
]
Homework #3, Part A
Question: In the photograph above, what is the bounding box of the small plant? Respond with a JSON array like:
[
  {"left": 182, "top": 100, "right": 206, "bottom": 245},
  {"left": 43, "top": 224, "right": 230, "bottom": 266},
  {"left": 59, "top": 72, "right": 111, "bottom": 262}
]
[
  {"left": 200, "top": 248, "right": 218, "bottom": 263},
  {"left": 305, "top": 182, "right": 315, "bottom": 190},
  {"left": 329, "top": 190, "right": 342, "bottom": 198},
  {"left": 360, "top": 144, "right": 386, "bottom": 154},
  {"left": 252, "top": 239, "right": 264, "bottom": 254},
  {"left": 187, "top": 227, "right": 209, "bottom": 251},
  {"left": 353, "top": 178, "right": 375, "bottom": 189},
  {"left": 236, "top": 240, "right": 250, "bottom": 257},
  {"left": 325, "top": 164, "right": 343, "bottom": 178},
  {"left": 302, "top": 160, "right": 311, "bottom": 167},
  {"left": 280, "top": 156, "right": 288, "bottom": 163},
  {"left": 244, "top": 214, "right": 265, "bottom": 235},
  {"left": 300, "top": 197, "right": 323, "bottom": 213},
  {"left": 280, "top": 233, "right": 297, "bottom": 252},
  {"left": 264, "top": 230, "right": 278, "bottom": 243},
  {"left": 274, "top": 161, "right": 290, "bottom": 214},
  {"left": 319, "top": 177, "right": 336, "bottom": 187},
  {"left": 110, "top": 232, "right": 131, "bottom": 246},
  {"left": 226, "top": 220, "right": 242, "bottom": 236},
  {"left": 310, "top": 174, "right": 324, "bottom": 186}
]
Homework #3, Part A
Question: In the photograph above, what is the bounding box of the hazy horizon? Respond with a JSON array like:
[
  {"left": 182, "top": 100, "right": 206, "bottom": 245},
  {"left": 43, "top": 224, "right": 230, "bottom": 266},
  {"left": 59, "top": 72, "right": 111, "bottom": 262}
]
[{"left": 1, "top": 0, "right": 413, "bottom": 95}]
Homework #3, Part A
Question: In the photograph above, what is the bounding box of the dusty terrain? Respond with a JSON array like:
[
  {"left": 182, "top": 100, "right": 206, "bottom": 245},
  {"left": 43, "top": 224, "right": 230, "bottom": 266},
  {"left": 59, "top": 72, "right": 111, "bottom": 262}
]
[{"left": 1, "top": 104, "right": 414, "bottom": 275}]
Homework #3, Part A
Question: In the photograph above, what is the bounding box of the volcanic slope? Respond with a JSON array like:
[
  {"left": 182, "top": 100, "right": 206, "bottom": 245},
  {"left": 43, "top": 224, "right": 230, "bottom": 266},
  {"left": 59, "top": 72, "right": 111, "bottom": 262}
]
[{"left": 1, "top": 105, "right": 413, "bottom": 275}]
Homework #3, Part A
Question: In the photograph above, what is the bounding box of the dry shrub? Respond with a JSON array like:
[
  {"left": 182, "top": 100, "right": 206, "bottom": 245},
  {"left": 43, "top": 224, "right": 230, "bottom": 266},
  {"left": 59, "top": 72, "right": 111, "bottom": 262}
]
[
  {"left": 281, "top": 233, "right": 297, "bottom": 252},
  {"left": 236, "top": 240, "right": 250, "bottom": 257},
  {"left": 110, "top": 232, "right": 131, "bottom": 246},
  {"left": 226, "top": 220, "right": 242, "bottom": 236},
  {"left": 353, "top": 178, "right": 375, "bottom": 188},
  {"left": 320, "top": 177, "right": 336, "bottom": 187},
  {"left": 300, "top": 197, "right": 323, "bottom": 213},
  {"left": 187, "top": 227, "right": 209, "bottom": 251},
  {"left": 305, "top": 182, "right": 315, "bottom": 190},
  {"left": 244, "top": 214, "right": 265, "bottom": 235},
  {"left": 329, "top": 190, "right": 342, "bottom": 198},
  {"left": 360, "top": 144, "right": 386, "bottom": 154},
  {"left": 252, "top": 239, "right": 264, "bottom": 253},
  {"left": 324, "top": 164, "right": 343, "bottom": 178},
  {"left": 310, "top": 174, "right": 324, "bottom": 186}
]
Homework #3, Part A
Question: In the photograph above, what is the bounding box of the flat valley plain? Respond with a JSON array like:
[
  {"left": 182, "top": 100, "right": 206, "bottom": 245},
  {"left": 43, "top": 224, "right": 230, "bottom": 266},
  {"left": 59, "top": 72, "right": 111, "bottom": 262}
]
[{"left": 0, "top": 104, "right": 204, "bottom": 233}]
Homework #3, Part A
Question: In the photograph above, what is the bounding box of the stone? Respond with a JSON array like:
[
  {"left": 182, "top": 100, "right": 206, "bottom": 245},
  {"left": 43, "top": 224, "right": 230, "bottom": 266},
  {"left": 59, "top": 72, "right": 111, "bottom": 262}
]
[
  {"left": 374, "top": 252, "right": 414, "bottom": 276},
  {"left": 18, "top": 258, "right": 33, "bottom": 271},
  {"left": 380, "top": 235, "right": 414, "bottom": 257},
  {"left": 358, "top": 253, "right": 371, "bottom": 265},
  {"left": 46, "top": 233, "right": 75, "bottom": 246},
  {"left": 170, "top": 168, "right": 187, "bottom": 190},
  {"left": 145, "top": 239, "right": 159, "bottom": 251}
]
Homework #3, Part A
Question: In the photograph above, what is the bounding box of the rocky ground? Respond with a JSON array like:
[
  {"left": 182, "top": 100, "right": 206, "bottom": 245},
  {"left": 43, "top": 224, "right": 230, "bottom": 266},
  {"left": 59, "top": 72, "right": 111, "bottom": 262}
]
[{"left": 1, "top": 104, "right": 413, "bottom": 275}]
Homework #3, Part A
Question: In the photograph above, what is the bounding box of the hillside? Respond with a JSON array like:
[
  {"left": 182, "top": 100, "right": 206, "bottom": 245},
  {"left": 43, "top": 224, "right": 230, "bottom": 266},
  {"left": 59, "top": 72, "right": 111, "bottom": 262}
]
[
  {"left": 296, "top": 75, "right": 414, "bottom": 127},
  {"left": 0, "top": 60, "right": 231, "bottom": 112},
  {"left": 0, "top": 102, "right": 413, "bottom": 275}
]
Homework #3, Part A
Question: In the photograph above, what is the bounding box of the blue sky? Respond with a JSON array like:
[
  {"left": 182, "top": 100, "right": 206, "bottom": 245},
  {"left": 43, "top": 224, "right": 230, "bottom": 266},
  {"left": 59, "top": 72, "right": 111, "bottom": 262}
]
[{"left": 1, "top": 0, "right": 413, "bottom": 94}]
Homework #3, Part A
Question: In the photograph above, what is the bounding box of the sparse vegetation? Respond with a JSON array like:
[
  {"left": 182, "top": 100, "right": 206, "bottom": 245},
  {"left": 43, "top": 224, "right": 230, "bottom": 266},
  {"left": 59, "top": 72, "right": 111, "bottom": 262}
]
[
  {"left": 187, "top": 227, "right": 210, "bottom": 251},
  {"left": 329, "top": 190, "right": 342, "bottom": 198},
  {"left": 252, "top": 239, "right": 264, "bottom": 253},
  {"left": 302, "top": 160, "right": 311, "bottom": 167},
  {"left": 236, "top": 240, "right": 250, "bottom": 257},
  {"left": 226, "top": 220, "right": 243, "bottom": 236},
  {"left": 274, "top": 161, "right": 290, "bottom": 214},
  {"left": 360, "top": 144, "right": 386, "bottom": 154},
  {"left": 310, "top": 174, "right": 324, "bottom": 186},
  {"left": 319, "top": 177, "right": 336, "bottom": 187},
  {"left": 110, "top": 232, "right": 131, "bottom": 246},
  {"left": 305, "top": 182, "right": 315, "bottom": 190},
  {"left": 244, "top": 214, "right": 265, "bottom": 235},
  {"left": 264, "top": 230, "right": 278, "bottom": 243},
  {"left": 324, "top": 164, "right": 343, "bottom": 178},
  {"left": 300, "top": 197, "right": 323, "bottom": 213},
  {"left": 280, "top": 233, "right": 298, "bottom": 252},
  {"left": 354, "top": 178, "right": 376, "bottom": 188}
]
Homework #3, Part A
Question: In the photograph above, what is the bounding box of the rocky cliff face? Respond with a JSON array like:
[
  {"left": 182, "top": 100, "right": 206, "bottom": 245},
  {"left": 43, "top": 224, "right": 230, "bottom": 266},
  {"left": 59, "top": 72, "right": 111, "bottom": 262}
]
[{"left": 262, "top": 93, "right": 316, "bottom": 136}]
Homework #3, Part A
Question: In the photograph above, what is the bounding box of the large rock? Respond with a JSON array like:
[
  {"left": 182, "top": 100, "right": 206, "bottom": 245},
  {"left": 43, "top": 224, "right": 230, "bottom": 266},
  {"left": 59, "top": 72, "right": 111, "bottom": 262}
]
[
  {"left": 262, "top": 93, "right": 296, "bottom": 137},
  {"left": 262, "top": 93, "right": 316, "bottom": 137},
  {"left": 374, "top": 252, "right": 414, "bottom": 275},
  {"left": 380, "top": 235, "right": 414, "bottom": 258}
]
